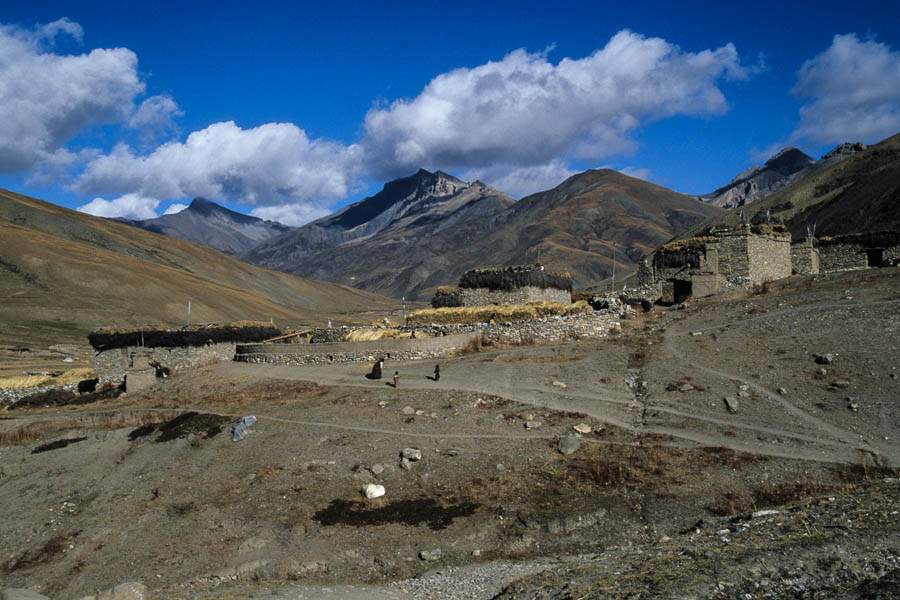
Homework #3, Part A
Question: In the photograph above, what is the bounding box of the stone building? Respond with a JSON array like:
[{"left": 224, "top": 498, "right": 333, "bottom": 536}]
[
  {"left": 431, "top": 265, "right": 572, "bottom": 308},
  {"left": 638, "top": 224, "right": 792, "bottom": 303},
  {"left": 817, "top": 232, "right": 900, "bottom": 273}
]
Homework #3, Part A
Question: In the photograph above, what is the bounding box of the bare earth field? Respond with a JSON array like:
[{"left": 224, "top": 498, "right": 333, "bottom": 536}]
[{"left": 1, "top": 268, "right": 898, "bottom": 599}]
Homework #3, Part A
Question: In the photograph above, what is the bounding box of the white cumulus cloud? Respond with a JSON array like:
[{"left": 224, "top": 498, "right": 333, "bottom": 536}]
[
  {"left": 463, "top": 160, "right": 578, "bottom": 199},
  {"left": 73, "top": 121, "right": 362, "bottom": 208},
  {"left": 619, "top": 166, "right": 652, "bottom": 181},
  {"left": 163, "top": 202, "right": 188, "bottom": 215},
  {"left": 129, "top": 94, "right": 183, "bottom": 134},
  {"left": 250, "top": 203, "right": 330, "bottom": 227},
  {"left": 0, "top": 19, "right": 144, "bottom": 173},
  {"left": 791, "top": 34, "right": 900, "bottom": 145},
  {"left": 362, "top": 30, "right": 747, "bottom": 180},
  {"left": 77, "top": 193, "right": 159, "bottom": 220}
]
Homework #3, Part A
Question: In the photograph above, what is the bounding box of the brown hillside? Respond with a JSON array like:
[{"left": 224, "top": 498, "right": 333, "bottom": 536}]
[{"left": 0, "top": 188, "right": 393, "bottom": 347}]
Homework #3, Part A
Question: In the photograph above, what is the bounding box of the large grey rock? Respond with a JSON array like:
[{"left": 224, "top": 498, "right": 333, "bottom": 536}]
[
  {"left": 557, "top": 436, "right": 581, "bottom": 455},
  {"left": 2, "top": 590, "right": 50, "bottom": 600},
  {"left": 401, "top": 448, "right": 422, "bottom": 461},
  {"left": 724, "top": 396, "right": 739, "bottom": 413}
]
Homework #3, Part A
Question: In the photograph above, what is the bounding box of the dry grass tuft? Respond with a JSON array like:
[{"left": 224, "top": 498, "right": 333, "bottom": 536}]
[
  {"left": 0, "top": 367, "right": 98, "bottom": 390},
  {"left": 0, "top": 411, "right": 174, "bottom": 446},
  {"left": 408, "top": 300, "right": 591, "bottom": 326},
  {"left": 345, "top": 328, "right": 413, "bottom": 342}
]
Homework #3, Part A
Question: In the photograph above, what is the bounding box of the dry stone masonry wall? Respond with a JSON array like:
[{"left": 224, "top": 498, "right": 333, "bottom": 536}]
[
  {"left": 459, "top": 286, "right": 572, "bottom": 306},
  {"left": 235, "top": 311, "right": 620, "bottom": 365}
]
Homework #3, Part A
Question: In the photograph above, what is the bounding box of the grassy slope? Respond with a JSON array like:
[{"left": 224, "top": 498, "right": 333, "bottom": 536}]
[{"left": 0, "top": 189, "right": 394, "bottom": 346}]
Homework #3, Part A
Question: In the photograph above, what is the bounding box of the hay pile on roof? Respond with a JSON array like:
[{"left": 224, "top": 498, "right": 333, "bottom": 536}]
[
  {"left": 654, "top": 237, "right": 714, "bottom": 269},
  {"left": 408, "top": 300, "right": 590, "bottom": 326},
  {"left": 88, "top": 325, "right": 281, "bottom": 351},
  {"left": 818, "top": 231, "right": 900, "bottom": 247},
  {"left": 750, "top": 224, "right": 790, "bottom": 237},
  {"left": 344, "top": 328, "right": 414, "bottom": 342},
  {"left": 431, "top": 286, "right": 463, "bottom": 309},
  {"left": 458, "top": 265, "right": 572, "bottom": 292}
]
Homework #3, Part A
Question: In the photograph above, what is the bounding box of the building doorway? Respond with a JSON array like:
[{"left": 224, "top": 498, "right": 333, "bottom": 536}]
[
  {"left": 865, "top": 249, "right": 884, "bottom": 267},
  {"left": 673, "top": 279, "right": 692, "bottom": 303}
]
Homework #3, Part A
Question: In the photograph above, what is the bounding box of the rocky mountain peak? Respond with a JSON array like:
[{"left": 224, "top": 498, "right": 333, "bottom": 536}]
[
  {"left": 822, "top": 142, "right": 866, "bottom": 160},
  {"left": 764, "top": 147, "right": 816, "bottom": 175}
]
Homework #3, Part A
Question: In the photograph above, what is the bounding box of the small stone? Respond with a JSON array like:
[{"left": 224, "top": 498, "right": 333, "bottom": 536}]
[
  {"left": 472, "top": 549, "right": 482, "bottom": 557},
  {"left": 557, "top": 435, "right": 581, "bottom": 455},
  {"left": 723, "top": 397, "right": 739, "bottom": 413},
  {"left": 752, "top": 509, "right": 780, "bottom": 518},
  {"left": 573, "top": 423, "right": 592, "bottom": 434},
  {"left": 678, "top": 383, "right": 694, "bottom": 392},
  {"left": 815, "top": 367, "right": 828, "bottom": 376},
  {"left": 717, "top": 528, "right": 731, "bottom": 535},
  {"left": 524, "top": 420, "right": 542, "bottom": 430},
  {"left": 814, "top": 353, "right": 834, "bottom": 364},
  {"left": 419, "top": 549, "right": 442, "bottom": 562},
  {"left": 378, "top": 401, "right": 388, "bottom": 408},
  {"left": 363, "top": 483, "right": 385, "bottom": 499},
  {"left": 551, "top": 380, "right": 567, "bottom": 389},
  {"left": 738, "top": 384, "right": 750, "bottom": 391},
  {"left": 776, "top": 388, "right": 787, "bottom": 395},
  {"left": 370, "top": 464, "right": 384, "bottom": 475},
  {"left": 401, "top": 406, "right": 415, "bottom": 415},
  {"left": 666, "top": 383, "right": 679, "bottom": 391},
  {"left": 443, "top": 449, "right": 460, "bottom": 456},
  {"left": 415, "top": 409, "right": 425, "bottom": 416},
  {"left": 848, "top": 403, "right": 859, "bottom": 412},
  {"left": 832, "top": 380, "right": 851, "bottom": 389},
  {"left": 691, "top": 331, "right": 703, "bottom": 336},
  {"left": 400, "top": 458, "right": 413, "bottom": 470},
  {"left": 737, "top": 390, "right": 750, "bottom": 398},
  {"left": 401, "top": 448, "right": 422, "bottom": 461},
  {"left": 659, "top": 536, "right": 672, "bottom": 543},
  {"left": 496, "top": 463, "right": 505, "bottom": 471}
]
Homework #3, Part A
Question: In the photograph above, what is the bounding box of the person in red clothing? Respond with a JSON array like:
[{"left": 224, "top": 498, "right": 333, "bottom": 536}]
[{"left": 392, "top": 371, "right": 400, "bottom": 388}]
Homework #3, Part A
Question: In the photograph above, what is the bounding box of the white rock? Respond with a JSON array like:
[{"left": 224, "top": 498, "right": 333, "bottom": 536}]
[
  {"left": 573, "top": 423, "right": 592, "bottom": 434},
  {"left": 552, "top": 380, "right": 567, "bottom": 389},
  {"left": 401, "top": 447, "right": 422, "bottom": 461},
  {"left": 364, "top": 484, "right": 385, "bottom": 499}
]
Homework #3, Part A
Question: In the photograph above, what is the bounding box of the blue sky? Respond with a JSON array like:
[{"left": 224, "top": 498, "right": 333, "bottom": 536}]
[{"left": 1, "top": 0, "right": 899, "bottom": 225}]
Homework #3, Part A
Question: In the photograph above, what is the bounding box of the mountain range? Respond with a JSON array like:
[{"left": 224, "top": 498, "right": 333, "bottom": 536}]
[
  {"left": 241, "top": 168, "right": 722, "bottom": 299},
  {"left": 676, "top": 133, "right": 900, "bottom": 241},
  {"left": 700, "top": 142, "right": 867, "bottom": 208},
  {"left": 114, "top": 197, "right": 293, "bottom": 255}
]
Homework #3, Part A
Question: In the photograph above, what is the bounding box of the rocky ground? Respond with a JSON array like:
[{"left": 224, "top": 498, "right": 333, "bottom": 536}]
[{"left": 1, "top": 268, "right": 898, "bottom": 599}]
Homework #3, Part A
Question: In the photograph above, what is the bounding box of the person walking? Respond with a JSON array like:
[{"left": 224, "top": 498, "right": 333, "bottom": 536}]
[
  {"left": 433, "top": 364, "right": 440, "bottom": 381},
  {"left": 393, "top": 371, "right": 400, "bottom": 388}
]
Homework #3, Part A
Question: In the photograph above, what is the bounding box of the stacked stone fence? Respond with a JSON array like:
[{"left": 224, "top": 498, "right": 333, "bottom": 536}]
[
  {"left": 236, "top": 311, "right": 621, "bottom": 365},
  {"left": 459, "top": 286, "right": 572, "bottom": 307},
  {"left": 93, "top": 342, "right": 237, "bottom": 382}
]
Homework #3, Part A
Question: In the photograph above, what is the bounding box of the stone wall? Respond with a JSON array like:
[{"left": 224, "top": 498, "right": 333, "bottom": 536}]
[
  {"left": 886, "top": 246, "right": 900, "bottom": 264},
  {"left": 235, "top": 311, "right": 621, "bottom": 365},
  {"left": 714, "top": 229, "right": 752, "bottom": 283},
  {"left": 747, "top": 234, "right": 792, "bottom": 284},
  {"left": 459, "top": 286, "right": 572, "bottom": 307},
  {"left": 819, "top": 243, "right": 869, "bottom": 273},
  {"left": 791, "top": 239, "right": 820, "bottom": 275},
  {"left": 93, "top": 342, "right": 237, "bottom": 381}
]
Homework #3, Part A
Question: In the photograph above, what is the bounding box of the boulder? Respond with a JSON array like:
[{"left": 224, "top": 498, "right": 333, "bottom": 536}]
[{"left": 557, "top": 436, "right": 581, "bottom": 455}]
